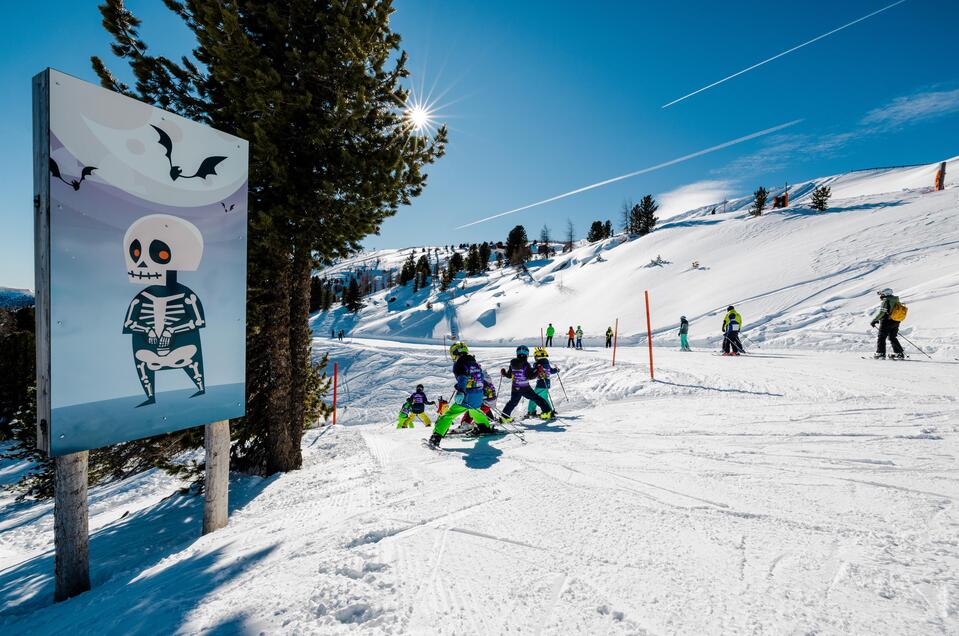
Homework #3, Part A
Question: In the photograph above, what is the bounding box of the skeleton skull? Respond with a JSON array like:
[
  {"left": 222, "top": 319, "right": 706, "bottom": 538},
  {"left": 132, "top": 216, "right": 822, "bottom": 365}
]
[{"left": 123, "top": 214, "right": 204, "bottom": 284}]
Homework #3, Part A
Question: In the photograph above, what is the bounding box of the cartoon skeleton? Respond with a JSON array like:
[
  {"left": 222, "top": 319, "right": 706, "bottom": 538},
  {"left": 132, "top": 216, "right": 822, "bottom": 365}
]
[{"left": 122, "top": 214, "right": 206, "bottom": 406}]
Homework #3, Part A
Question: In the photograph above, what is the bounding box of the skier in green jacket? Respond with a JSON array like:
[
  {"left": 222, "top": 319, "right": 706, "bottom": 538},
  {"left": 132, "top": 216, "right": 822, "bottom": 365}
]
[
  {"left": 870, "top": 288, "right": 904, "bottom": 359},
  {"left": 545, "top": 323, "right": 555, "bottom": 347}
]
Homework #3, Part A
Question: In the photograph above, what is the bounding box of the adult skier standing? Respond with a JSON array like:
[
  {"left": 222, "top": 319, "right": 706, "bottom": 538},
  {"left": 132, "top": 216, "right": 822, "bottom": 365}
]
[
  {"left": 605, "top": 326, "right": 614, "bottom": 348},
  {"left": 575, "top": 326, "right": 584, "bottom": 350},
  {"left": 500, "top": 345, "right": 554, "bottom": 423},
  {"left": 428, "top": 343, "right": 496, "bottom": 448},
  {"left": 527, "top": 347, "right": 559, "bottom": 418},
  {"left": 722, "top": 306, "right": 745, "bottom": 355},
  {"left": 679, "top": 316, "right": 691, "bottom": 351},
  {"left": 870, "top": 288, "right": 906, "bottom": 359},
  {"left": 566, "top": 326, "right": 576, "bottom": 348},
  {"left": 545, "top": 323, "right": 555, "bottom": 346}
]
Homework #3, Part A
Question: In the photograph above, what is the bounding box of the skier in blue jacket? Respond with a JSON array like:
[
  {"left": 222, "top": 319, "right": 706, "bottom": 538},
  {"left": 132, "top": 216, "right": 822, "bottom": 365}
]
[{"left": 500, "top": 345, "right": 553, "bottom": 422}]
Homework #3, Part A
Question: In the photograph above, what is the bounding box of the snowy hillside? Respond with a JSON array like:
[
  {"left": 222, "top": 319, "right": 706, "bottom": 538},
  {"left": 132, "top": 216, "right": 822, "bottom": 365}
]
[
  {"left": 4, "top": 340, "right": 957, "bottom": 634},
  {"left": 0, "top": 287, "right": 34, "bottom": 309},
  {"left": 316, "top": 157, "right": 959, "bottom": 356}
]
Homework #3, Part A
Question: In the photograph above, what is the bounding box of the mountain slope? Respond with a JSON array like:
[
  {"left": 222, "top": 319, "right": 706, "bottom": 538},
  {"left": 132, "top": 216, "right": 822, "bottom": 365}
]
[{"left": 316, "top": 157, "right": 959, "bottom": 355}]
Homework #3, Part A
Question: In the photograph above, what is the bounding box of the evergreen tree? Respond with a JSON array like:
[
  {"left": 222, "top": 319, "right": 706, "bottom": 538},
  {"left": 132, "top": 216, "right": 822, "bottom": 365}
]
[
  {"left": 465, "top": 244, "right": 483, "bottom": 276},
  {"left": 810, "top": 185, "right": 832, "bottom": 212},
  {"left": 478, "top": 242, "right": 492, "bottom": 270},
  {"left": 627, "top": 202, "right": 643, "bottom": 234},
  {"left": 586, "top": 221, "right": 605, "bottom": 242},
  {"left": 564, "top": 220, "right": 574, "bottom": 252},
  {"left": 637, "top": 195, "right": 659, "bottom": 236},
  {"left": 399, "top": 252, "right": 416, "bottom": 286},
  {"left": 506, "top": 225, "right": 530, "bottom": 265},
  {"left": 415, "top": 254, "right": 431, "bottom": 284},
  {"left": 94, "top": 0, "right": 447, "bottom": 474},
  {"left": 603, "top": 220, "right": 613, "bottom": 239},
  {"left": 752, "top": 187, "right": 769, "bottom": 216},
  {"left": 495, "top": 252, "right": 503, "bottom": 268},
  {"left": 539, "top": 226, "right": 552, "bottom": 257},
  {"left": 343, "top": 279, "right": 363, "bottom": 312}
]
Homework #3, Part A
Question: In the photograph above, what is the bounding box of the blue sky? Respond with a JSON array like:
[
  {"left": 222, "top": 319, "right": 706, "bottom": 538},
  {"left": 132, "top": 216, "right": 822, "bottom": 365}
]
[{"left": 2, "top": 0, "right": 958, "bottom": 289}]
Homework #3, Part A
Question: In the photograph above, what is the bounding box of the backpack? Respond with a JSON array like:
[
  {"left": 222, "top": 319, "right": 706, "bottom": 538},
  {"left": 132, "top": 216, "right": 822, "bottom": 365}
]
[{"left": 889, "top": 302, "right": 908, "bottom": 322}]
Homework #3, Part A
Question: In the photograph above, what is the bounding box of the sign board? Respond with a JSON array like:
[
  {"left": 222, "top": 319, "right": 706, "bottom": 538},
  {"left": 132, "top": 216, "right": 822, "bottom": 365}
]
[{"left": 33, "top": 69, "right": 248, "bottom": 456}]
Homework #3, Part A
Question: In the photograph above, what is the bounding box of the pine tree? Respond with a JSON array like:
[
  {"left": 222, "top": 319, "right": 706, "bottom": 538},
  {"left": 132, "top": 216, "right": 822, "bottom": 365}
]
[
  {"left": 637, "top": 195, "right": 658, "bottom": 236},
  {"left": 539, "top": 226, "right": 552, "bottom": 257},
  {"left": 506, "top": 225, "right": 530, "bottom": 265},
  {"left": 586, "top": 221, "right": 605, "bottom": 242},
  {"left": 752, "top": 187, "right": 769, "bottom": 217},
  {"left": 564, "top": 220, "right": 574, "bottom": 252},
  {"left": 495, "top": 252, "right": 503, "bottom": 268},
  {"left": 478, "top": 242, "right": 492, "bottom": 270},
  {"left": 343, "top": 279, "right": 363, "bottom": 313},
  {"left": 603, "top": 220, "right": 613, "bottom": 239},
  {"left": 627, "top": 203, "right": 643, "bottom": 234},
  {"left": 810, "top": 185, "right": 831, "bottom": 212},
  {"left": 465, "top": 244, "right": 483, "bottom": 275},
  {"left": 415, "top": 254, "right": 431, "bottom": 284},
  {"left": 399, "top": 253, "right": 416, "bottom": 286},
  {"left": 93, "top": 0, "right": 447, "bottom": 474}
]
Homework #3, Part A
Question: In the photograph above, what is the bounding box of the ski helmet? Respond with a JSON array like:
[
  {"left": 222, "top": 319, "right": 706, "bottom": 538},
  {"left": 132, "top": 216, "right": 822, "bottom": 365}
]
[
  {"left": 449, "top": 342, "right": 468, "bottom": 358},
  {"left": 416, "top": 384, "right": 424, "bottom": 392},
  {"left": 727, "top": 305, "right": 734, "bottom": 311},
  {"left": 680, "top": 315, "right": 687, "bottom": 321},
  {"left": 878, "top": 288, "right": 893, "bottom": 297},
  {"left": 516, "top": 345, "right": 530, "bottom": 357},
  {"left": 533, "top": 347, "right": 548, "bottom": 359}
]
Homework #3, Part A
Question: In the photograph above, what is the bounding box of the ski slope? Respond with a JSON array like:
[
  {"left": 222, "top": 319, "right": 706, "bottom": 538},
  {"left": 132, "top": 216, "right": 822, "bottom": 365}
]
[
  {"left": 2, "top": 339, "right": 957, "bottom": 634},
  {"left": 316, "top": 157, "right": 959, "bottom": 356}
]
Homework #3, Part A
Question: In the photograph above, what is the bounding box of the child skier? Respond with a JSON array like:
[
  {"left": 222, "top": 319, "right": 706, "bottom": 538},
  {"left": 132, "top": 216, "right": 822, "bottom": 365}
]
[
  {"left": 575, "top": 326, "right": 584, "bottom": 350},
  {"left": 722, "top": 306, "right": 745, "bottom": 355},
  {"left": 679, "top": 316, "right": 691, "bottom": 351},
  {"left": 527, "top": 347, "right": 559, "bottom": 418},
  {"left": 500, "top": 345, "right": 553, "bottom": 423},
  {"left": 428, "top": 343, "right": 495, "bottom": 448},
  {"left": 461, "top": 370, "right": 499, "bottom": 427},
  {"left": 396, "top": 399, "right": 414, "bottom": 429},
  {"left": 398, "top": 384, "right": 434, "bottom": 429}
]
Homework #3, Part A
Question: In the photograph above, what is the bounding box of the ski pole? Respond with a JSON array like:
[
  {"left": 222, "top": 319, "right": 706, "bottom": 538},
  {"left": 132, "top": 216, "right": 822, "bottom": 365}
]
[
  {"left": 740, "top": 332, "right": 760, "bottom": 350},
  {"left": 555, "top": 374, "right": 569, "bottom": 402},
  {"left": 486, "top": 405, "right": 527, "bottom": 443},
  {"left": 873, "top": 325, "right": 931, "bottom": 359}
]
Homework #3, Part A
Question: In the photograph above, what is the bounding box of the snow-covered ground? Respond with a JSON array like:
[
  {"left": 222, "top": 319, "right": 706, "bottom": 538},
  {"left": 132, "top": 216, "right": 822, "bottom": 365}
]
[
  {"left": 3, "top": 338, "right": 957, "bottom": 634},
  {"left": 317, "top": 157, "right": 959, "bottom": 357}
]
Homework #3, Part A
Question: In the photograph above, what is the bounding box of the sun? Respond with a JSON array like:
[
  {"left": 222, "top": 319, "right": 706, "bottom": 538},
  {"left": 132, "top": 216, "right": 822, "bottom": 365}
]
[{"left": 405, "top": 103, "right": 433, "bottom": 133}]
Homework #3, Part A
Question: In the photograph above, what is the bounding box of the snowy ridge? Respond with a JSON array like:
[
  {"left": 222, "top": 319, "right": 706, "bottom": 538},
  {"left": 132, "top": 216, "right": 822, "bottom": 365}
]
[{"left": 316, "top": 157, "right": 959, "bottom": 356}]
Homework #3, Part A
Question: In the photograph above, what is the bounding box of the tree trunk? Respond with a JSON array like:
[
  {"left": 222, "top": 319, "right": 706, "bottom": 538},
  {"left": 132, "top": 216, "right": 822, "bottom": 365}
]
[
  {"left": 286, "top": 244, "right": 312, "bottom": 465},
  {"left": 258, "top": 259, "right": 295, "bottom": 475},
  {"left": 54, "top": 451, "right": 90, "bottom": 601}
]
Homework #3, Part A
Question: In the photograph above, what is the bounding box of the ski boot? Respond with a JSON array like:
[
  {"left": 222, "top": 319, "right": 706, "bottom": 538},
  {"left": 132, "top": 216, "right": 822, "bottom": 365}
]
[
  {"left": 427, "top": 432, "right": 442, "bottom": 448},
  {"left": 500, "top": 415, "right": 514, "bottom": 424},
  {"left": 540, "top": 411, "right": 554, "bottom": 421},
  {"left": 873, "top": 353, "right": 886, "bottom": 360},
  {"left": 891, "top": 352, "right": 905, "bottom": 360}
]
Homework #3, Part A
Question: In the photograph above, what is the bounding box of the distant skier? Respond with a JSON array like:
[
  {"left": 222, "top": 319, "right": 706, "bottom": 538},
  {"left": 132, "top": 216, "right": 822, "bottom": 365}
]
[
  {"left": 428, "top": 343, "right": 495, "bottom": 448},
  {"left": 679, "top": 316, "right": 691, "bottom": 351},
  {"left": 499, "top": 345, "right": 553, "bottom": 423},
  {"left": 870, "top": 288, "right": 905, "bottom": 359},
  {"left": 605, "top": 326, "right": 614, "bottom": 348},
  {"left": 398, "top": 384, "right": 434, "bottom": 429},
  {"left": 338, "top": 329, "right": 344, "bottom": 341},
  {"left": 722, "top": 306, "right": 745, "bottom": 355},
  {"left": 527, "top": 347, "right": 559, "bottom": 418},
  {"left": 566, "top": 326, "right": 575, "bottom": 348},
  {"left": 545, "top": 323, "right": 555, "bottom": 346},
  {"left": 575, "top": 326, "right": 584, "bottom": 350}
]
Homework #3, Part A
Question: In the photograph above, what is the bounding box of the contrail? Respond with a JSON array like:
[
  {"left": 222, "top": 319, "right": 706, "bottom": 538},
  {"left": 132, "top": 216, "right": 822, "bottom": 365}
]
[
  {"left": 456, "top": 119, "right": 803, "bottom": 229},
  {"left": 662, "top": 0, "right": 907, "bottom": 109}
]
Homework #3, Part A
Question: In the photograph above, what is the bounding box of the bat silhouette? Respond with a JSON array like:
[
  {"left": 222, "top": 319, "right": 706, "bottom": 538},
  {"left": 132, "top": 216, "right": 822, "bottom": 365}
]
[
  {"left": 151, "top": 125, "right": 227, "bottom": 181},
  {"left": 220, "top": 202, "right": 236, "bottom": 213},
  {"left": 49, "top": 158, "right": 96, "bottom": 191}
]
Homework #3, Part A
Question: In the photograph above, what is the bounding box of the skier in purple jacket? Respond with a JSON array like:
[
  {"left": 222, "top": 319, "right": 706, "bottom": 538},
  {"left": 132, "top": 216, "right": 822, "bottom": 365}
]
[{"left": 499, "top": 345, "right": 553, "bottom": 422}]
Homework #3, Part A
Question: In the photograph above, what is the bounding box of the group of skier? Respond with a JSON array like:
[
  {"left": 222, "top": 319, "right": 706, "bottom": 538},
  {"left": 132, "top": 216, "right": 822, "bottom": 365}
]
[
  {"left": 543, "top": 323, "right": 616, "bottom": 350},
  {"left": 394, "top": 341, "right": 560, "bottom": 448}
]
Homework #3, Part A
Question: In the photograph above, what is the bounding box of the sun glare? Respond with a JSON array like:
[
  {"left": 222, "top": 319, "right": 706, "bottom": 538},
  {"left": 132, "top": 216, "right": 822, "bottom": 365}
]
[{"left": 405, "top": 103, "right": 432, "bottom": 132}]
